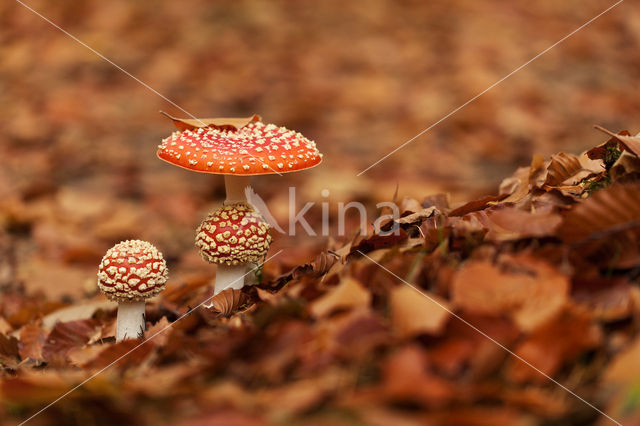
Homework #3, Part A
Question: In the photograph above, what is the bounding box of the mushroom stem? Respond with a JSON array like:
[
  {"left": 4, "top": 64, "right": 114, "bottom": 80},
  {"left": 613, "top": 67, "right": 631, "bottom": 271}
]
[
  {"left": 221, "top": 175, "right": 252, "bottom": 290},
  {"left": 213, "top": 263, "right": 248, "bottom": 296},
  {"left": 224, "top": 175, "right": 252, "bottom": 204},
  {"left": 116, "top": 301, "right": 146, "bottom": 342}
]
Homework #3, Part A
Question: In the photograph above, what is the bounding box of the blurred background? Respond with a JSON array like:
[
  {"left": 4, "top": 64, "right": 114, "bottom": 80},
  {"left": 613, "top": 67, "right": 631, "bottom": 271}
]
[{"left": 1, "top": 0, "right": 639, "bottom": 299}]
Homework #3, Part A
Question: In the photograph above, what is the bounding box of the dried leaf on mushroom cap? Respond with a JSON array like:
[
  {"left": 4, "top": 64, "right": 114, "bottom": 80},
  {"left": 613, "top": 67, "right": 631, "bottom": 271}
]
[{"left": 160, "top": 111, "right": 261, "bottom": 132}]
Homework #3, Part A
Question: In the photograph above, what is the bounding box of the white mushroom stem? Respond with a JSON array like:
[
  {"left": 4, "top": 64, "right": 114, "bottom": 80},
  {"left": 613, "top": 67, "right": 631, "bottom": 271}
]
[
  {"left": 212, "top": 263, "right": 248, "bottom": 297},
  {"left": 213, "top": 175, "right": 253, "bottom": 296},
  {"left": 224, "top": 175, "right": 252, "bottom": 204},
  {"left": 116, "top": 301, "right": 146, "bottom": 342}
]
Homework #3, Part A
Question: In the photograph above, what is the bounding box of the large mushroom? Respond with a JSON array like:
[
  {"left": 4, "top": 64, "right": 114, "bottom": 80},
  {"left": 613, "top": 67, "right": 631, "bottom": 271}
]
[
  {"left": 97, "top": 240, "right": 168, "bottom": 341},
  {"left": 157, "top": 114, "right": 322, "bottom": 296}
]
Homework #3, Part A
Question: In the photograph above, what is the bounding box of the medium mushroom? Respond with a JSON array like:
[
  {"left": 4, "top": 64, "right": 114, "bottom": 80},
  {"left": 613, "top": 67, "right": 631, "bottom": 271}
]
[
  {"left": 195, "top": 202, "right": 271, "bottom": 296},
  {"left": 157, "top": 114, "right": 322, "bottom": 296},
  {"left": 97, "top": 240, "right": 168, "bottom": 342}
]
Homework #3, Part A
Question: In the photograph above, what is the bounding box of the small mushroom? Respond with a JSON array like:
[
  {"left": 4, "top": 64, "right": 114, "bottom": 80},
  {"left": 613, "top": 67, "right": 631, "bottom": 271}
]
[
  {"left": 97, "top": 240, "right": 168, "bottom": 342},
  {"left": 195, "top": 202, "right": 271, "bottom": 297},
  {"left": 157, "top": 116, "right": 323, "bottom": 297}
]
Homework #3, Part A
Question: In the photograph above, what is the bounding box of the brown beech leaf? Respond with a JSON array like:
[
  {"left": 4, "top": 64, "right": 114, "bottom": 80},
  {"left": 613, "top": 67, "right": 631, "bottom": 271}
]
[
  {"left": 508, "top": 305, "right": 601, "bottom": 383},
  {"left": 160, "top": 111, "right": 261, "bottom": 132},
  {"left": 42, "top": 319, "right": 101, "bottom": 362},
  {"left": 0, "top": 333, "right": 19, "bottom": 365},
  {"left": 310, "top": 277, "right": 371, "bottom": 318},
  {"left": 348, "top": 228, "right": 408, "bottom": 257},
  {"left": 451, "top": 255, "right": 569, "bottom": 332},
  {"left": 0, "top": 370, "right": 87, "bottom": 405},
  {"left": 146, "top": 316, "right": 172, "bottom": 347},
  {"left": 42, "top": 300, "right": 116, "bottom": 330},
  {"left": 395, "top": 206, "right": 439, "bottom": 227},
  {"left": 572, "top": 277, "right": 636, "bottom": 322},
  {"left": 543, "top": 152, "right": 586, "bottom": 187},
  {"left": 83, "top": 339, "right": 155, "bottom": 370},
  {"left": 604, "top": 336, "right": 640, "bottom": 387},
  {"left": 0, "top": 317, "right": 11, "bottom": 335},
  {"left": 484, "top": 206, "right": 562, "bottom": 242},
  {"left": 557, "top": 183, "right": 640, "bottom": 243},
  {"left": 381, "top": 345, "right": 455, "bottom": 407},
  {"left": 610, "top": 150, "right": 640, "bottom": 180},
  {"left": 267, "top": 251, "right": 341, "bottom": 291},
  {"left": 67, "top": 345, "right": 107, "bottom": 367},
  {"left": 19, "top": 323, "right": 47, "bottom": 362},
  {"left": 593, "top": 125, "right": 640, "bottom": 157},
  {"left": 448, "top": 194, "right": 508, "bottom": 217},
  {"left": 390, "top": 285, "right": 450, "bottom": 337},
  {"left": 422, "top": 193, "right": 451, "bottom": 212},
  {"left": 205, "top": 289, "right": 249, "bottom": 317}
]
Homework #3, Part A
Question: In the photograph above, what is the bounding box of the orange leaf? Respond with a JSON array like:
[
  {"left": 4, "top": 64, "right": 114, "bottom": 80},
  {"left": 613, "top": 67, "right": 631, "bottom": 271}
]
[
  {"left": 451, "top": 255, "right": 568, "bottom": 332},
  {"left": 484, "top": 207, "right": 562, "bottom": 242},
  {"left": 508, "top": 306, "right": 601, "bottom": 383},
  {"left": 310, "top": 277, "right": 371, "bottom": 318},
  {"left": 557, "top": 183, "right": 640, "bottom": 243},
  {"left": 18, "top": 323, "right": 47, "bottom": 362},
  {"left": 390, "top": 285, "right": 450, "bottom": 337}
]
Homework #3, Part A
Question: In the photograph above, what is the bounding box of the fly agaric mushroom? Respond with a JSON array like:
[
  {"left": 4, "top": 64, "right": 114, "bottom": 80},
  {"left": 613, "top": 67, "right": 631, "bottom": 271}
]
[
  {"left": 195, "top": 202, "right": 271, "bottom": 296},
  {"left": 157, "top": 114, "right": 322, "bottom": 203},
  {"left": 97, "top": 240, "right": 168, "bottom": 341},
  {"left": 157, "top": 114, "right": 322, "bottom": 296}
]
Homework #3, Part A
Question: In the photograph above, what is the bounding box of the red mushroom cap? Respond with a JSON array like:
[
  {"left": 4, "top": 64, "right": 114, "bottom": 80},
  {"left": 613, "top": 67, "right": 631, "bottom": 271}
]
[
  {"left": 157, "top": 121, "right": 323, "bottom": 175},
  {"left": 195, "top": 203, "right": 272, "bottom": 265},
  {"left": 97, "top": 240, "right": 168, "bottom": 302}
]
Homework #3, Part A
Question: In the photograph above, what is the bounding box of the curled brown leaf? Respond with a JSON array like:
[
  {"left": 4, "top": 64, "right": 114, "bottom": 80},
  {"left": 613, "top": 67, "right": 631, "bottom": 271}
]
[
  {"left": 206, "top": 289, "right": 249, "bottom": 317},
  {"left": 557, "top": 183, "right": 640, "bottom": 243}
]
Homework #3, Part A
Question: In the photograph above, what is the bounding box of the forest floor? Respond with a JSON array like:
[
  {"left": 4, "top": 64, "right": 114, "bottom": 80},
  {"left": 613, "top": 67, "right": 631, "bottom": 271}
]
[{"left": 2, "top": 1, "right": 640, "bottom": 425}]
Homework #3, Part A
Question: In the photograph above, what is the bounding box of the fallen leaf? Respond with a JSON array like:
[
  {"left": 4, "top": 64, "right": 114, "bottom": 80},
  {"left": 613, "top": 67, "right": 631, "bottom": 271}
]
[
  {"left": 42, "top": 300, "right": 116, "bottom": 330},
  {"left": 484, "top": 206, "right": 562, "bottom": 242},
  {"left": 448, "top": 194, "right": 508, "bottom": 217},
  {"left": 18, "top": 323, "right": 47, "bottom": 362},
  {"left": 543, "top": 152, "right": 583, "bottom": 187},
  {"left": 604, "top": 336, "right": 640, "bottom": 386},
  {"left": 381, "top": 345, "right": 455, "bottom": 407},
  {"left": 451, "top": 255, "right": 569, "bottom": 332},
  {"left": 82, "top": 339, "right": 155, "bottom": 370},
  {"left": 593, "top": 125, "right": 640, "bottom": 158},
  {"left": 508, "top": 305, "right": 601, "bottom": 383},
  {"left": 610, "top": 150, "right": 640, "bottom": 180},
  {"left": 205, "top": 289, "right": 249, "bottom": 317},
  {"left": 42, "top": 319, "right": 101, "bottom": 362},
  {"left": 310, "top": 277, "right": 371, "bottom": 318},
  {"left": 146, "top": 316, "right": 172, "bottom": 347},
  {"left": 390, "top": 285, "right": 450, "bottom": 337},
  {"left": 0, "top": 317, "right": 11, "bottom": 335},
  {"left": 557, "top": 183, "right": 640, "bottom": 243},
  {"left": 0, "top": 333, "right": 19, "bottom": 366},
  {"left": 348, "top": 229, "right": 408, "bottom": 257}
]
